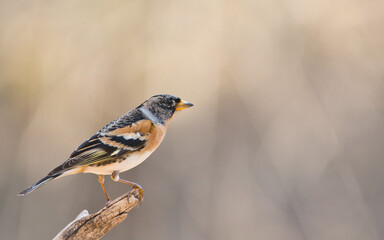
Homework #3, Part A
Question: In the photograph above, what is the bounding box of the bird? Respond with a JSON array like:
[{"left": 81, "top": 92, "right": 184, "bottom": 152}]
[{"left": 18, "top": 94, "right": 193, "bottom": 203}]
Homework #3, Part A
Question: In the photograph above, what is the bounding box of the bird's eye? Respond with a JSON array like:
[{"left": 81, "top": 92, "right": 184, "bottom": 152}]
[{"left": 165, "top": 99, "right": 174, "bottom": 106}]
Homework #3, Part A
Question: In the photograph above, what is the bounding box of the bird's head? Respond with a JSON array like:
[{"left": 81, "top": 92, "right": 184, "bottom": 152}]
[{"left": 139, "top": 94, "right": 193, "bottom": 125}]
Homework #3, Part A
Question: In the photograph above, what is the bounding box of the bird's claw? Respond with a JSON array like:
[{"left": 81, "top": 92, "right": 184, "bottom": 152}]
[
  {"left": 131, "top": 184, "right": 144, "bottom": 201},
  {"left": 105, "top": 199, "right": 112, "bottom": 207}
]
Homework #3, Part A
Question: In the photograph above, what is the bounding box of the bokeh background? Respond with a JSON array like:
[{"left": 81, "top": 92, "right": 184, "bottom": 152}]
[{"left": 1, "top": 0, "right": 384, "bottom": 239}]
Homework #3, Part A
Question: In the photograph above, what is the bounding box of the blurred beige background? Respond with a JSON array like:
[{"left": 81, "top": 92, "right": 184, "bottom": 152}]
[{"left": 1, "top": 0, "right": 384, "bottom": 239}]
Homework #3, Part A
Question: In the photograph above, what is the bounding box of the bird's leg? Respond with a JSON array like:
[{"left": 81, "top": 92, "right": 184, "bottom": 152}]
[
  {"left": 111, "top": 171, "right": 143, "bottom": 197},
  {"left": 98, "top": 175, "right": 111, "bottom": 204}
]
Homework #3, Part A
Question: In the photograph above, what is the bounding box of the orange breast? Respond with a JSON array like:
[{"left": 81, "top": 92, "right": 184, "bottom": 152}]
[{"left": 145, "top": 124, "right": 167, "bottom": 152}]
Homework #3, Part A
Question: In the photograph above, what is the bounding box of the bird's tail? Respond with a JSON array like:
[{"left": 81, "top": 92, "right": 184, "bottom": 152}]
[{"left": 18, "top": 173, "right": 62, "bottom": 196}]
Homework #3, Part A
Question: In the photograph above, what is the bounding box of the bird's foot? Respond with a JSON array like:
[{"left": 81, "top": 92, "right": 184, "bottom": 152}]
[
  {"left": 105, "top": 199, "right": 112, "bottom": 207},
  {"left": 131, "top": 184, "right": 144, "bottom": 201}
]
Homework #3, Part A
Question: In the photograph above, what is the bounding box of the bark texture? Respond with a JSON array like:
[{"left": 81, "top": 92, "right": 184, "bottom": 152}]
[{"left": 53, "top": 188, "right": 143, "bottom": 240}]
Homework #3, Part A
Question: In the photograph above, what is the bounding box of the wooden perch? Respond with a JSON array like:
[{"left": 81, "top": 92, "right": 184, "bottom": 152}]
[{"left": 53, "top": 188, "right": 143, "bottom": 240}]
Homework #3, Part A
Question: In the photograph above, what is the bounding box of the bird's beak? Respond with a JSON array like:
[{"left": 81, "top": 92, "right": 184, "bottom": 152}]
[{"left": 176, "top": 99, "right": 194, "bottom": 111}]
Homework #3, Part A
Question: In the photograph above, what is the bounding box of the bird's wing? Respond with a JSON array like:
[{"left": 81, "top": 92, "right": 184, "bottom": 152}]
[{"left": 48, "top": 118, "right": 153, "bottom": 176}]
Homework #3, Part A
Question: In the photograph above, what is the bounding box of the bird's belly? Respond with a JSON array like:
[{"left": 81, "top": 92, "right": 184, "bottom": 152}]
[{"left": 83, "top": 150, "right": 153, "bottom": 175}]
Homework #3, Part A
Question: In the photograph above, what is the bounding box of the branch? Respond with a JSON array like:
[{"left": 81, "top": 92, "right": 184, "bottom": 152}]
[{"left": 53, "top": 188, "right": 143, "bottom": 240}]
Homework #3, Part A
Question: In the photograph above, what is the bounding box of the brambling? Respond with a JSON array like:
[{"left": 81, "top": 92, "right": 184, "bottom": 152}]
[{"left": 18, "top": 94, "right": 193, "bottom": 202}]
